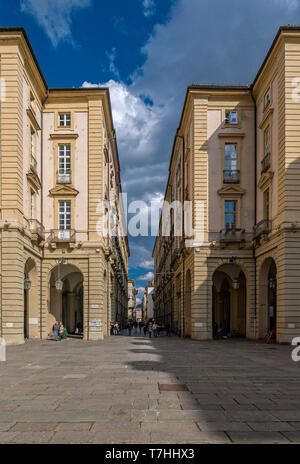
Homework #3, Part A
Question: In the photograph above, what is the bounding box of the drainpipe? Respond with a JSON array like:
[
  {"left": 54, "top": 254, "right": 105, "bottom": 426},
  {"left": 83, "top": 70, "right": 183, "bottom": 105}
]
[
  {"left": 251, "top": 90, "right": 257, "bottom": 339},
  {"left": 177, "top": 133, "right": 185, "bottom": 337}
]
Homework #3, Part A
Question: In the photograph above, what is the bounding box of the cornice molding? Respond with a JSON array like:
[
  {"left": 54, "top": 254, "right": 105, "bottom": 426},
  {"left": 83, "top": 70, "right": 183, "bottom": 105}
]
[
  {"left": 217, "top": 184, "right": 245, "bottom": 198},
  {"left": 26, "top": 108, "right": 41, "bottom": 131},
  {"left": 258, "top": 171, "right": 274, "bottom": 191},
  {"left": 49, "top": 185, "right": 79, "bottom": 197},
  {"left": 218, "top": 132, "right": 245, "bottom": 138},
  {"left": 50, "top": 133, "right": 79, "bottom": 140},
  {"left": 26, "top": 170, "right": 41, "bottom": 191}
]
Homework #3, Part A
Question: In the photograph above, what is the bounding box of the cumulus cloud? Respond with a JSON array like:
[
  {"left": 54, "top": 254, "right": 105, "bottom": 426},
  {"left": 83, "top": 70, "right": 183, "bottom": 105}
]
[
  {"left": 20, "top": 0, "right": 92, "bottom": 46},
  {"left": 140, "top": 259, "right": 154, "bottom": 270},
  {"left": 137, "top": 271, "right": 154, "bottom": 281},
  {"left": 84, "top": 0, "right": 300, "bottom": 275}
]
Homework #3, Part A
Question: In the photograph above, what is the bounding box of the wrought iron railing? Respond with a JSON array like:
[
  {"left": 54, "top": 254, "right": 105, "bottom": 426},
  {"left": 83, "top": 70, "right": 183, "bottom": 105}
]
[
  {"left": 29, "top": 219, "right": 45, "bottom": 239},
  {"left": 254, "top": 219, "right": 272, "bottom": 238},
  {"left": 219, "top": 226, "right": 245, "bottom": 242},
  {"left": 223, "top": 169, "right": 240, "bottom": 183},
  {"left": 30, "top": 155, "right": 37, "bottom": 171},
  {"left": 49, "top": 229, "right": 75, "bottom": 242},
  {"left": 57, "top": 169, "right": 71, "bottom": 184},
  {"left": 261, "top": 152, "right": 271, "bottom": 174}
]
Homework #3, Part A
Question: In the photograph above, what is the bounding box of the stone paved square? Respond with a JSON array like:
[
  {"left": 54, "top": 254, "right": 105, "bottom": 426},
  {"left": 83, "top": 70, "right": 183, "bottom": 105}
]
[{"left": 0, "top": 335, "right": 300, "bottom": 443}]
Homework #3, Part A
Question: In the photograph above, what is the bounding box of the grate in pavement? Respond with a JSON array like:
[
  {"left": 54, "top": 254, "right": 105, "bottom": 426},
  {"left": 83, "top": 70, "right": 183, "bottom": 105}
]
[{"left": 159, "top": 384, "right": 189, "bottom": 391}]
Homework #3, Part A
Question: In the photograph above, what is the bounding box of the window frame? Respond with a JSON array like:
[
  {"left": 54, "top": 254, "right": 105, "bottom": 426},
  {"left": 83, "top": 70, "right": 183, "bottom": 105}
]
[
  {"left": 58, "top": 200, "right": 72, "bottom": 231},
  {"left": 224, "top": 200, "right": 237, "bottom": 229}
]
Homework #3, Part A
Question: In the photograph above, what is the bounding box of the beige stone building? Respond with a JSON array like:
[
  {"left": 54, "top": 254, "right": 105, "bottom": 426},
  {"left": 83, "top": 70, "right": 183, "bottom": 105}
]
[
  {"left": 128, "top": 279, "right": 138, "bottom": 321},
  {"left": 0, "top": 27, "right": 129, "bottom": 344},
  {"left": 153, "top": 25, "right": 300, "bottom": 344}
]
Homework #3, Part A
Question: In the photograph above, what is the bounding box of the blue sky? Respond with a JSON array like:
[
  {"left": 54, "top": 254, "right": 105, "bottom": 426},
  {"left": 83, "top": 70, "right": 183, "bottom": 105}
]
[{"left": 1, "top": 0, "right": 300, "bottom": 305}]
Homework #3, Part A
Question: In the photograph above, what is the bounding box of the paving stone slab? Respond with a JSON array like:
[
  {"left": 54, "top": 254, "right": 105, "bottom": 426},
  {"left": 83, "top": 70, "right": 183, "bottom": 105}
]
[{"left": 228, "top": 431, "right": 289, "bottom": 443}]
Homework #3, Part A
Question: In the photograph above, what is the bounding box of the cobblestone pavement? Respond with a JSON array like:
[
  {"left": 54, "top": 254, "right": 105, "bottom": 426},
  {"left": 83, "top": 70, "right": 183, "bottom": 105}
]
[{"left": 0, "top": 333, "right": 300, "bottom": 443}]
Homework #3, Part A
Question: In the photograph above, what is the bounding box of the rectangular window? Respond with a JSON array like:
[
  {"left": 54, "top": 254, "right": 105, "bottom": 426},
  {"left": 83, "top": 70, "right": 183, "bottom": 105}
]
[
  {"left": 225, "top": 110, "right": 238, "bottom": 124},
  {"left": 59, "top": 201, "right": 71, "bottom": 230},
  {"left": 225, "top": 143, "right": 237, "bottom": 172},
  {"left": 225, "top": 201, "right": 236, "bottom": 229},
  {"left": 263, "top": 190, "right": 270, "bottom": 222},
  {"left": 59, "top": 113, "right": 71, "bottom": 127},
  {"left": 58, "top": 144, "right": 71, "bottom": 173},
  {"left": 31, "top": 129, "right": 35, "bottom": 157},
  {"left": 30, "top": 190, "right": 34, "bottom": 219},
  {"left": 264, "top": 89, "right": 271, "bottom": 108},
  {"left": 264, "top": 126, "right": 270, "bottom": 156}
]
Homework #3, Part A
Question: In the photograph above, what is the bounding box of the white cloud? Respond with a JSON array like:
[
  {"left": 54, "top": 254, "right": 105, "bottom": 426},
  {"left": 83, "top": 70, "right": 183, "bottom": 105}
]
[
  {"left": 142, "top": 0, "right": 156, "bottom": 17},
  {"left": 136, "top": 297, "right": 142, "bottom": 305},
  {"left": 82, "top": 0, "right": 300, "bottom": 275},
  {"left": 82, "top": 79, "right": 162, "bottom": 163},
  {"left": 105, "top": 48, "right": 120, "bottom": 79},
  {"left": 137, "top": 271, "right": 154, "bottom": 281},
  {"left": 140, "top": 259, "right": 154, "bottom": 270},
  {"left": 20, "top": 0, "right": 92, "bottom": 46}
]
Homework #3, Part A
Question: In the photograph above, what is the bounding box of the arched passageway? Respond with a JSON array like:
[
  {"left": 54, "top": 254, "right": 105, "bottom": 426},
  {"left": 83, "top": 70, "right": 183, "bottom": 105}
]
[
  {"left": 49, "top": 264, "right": 84, "bottom": 338},
  {"left": 258, "top": 257, "right": 277, "bottom": 339},
  {"left": 212, "top": 264, "right": 247, "bottom": 338}
]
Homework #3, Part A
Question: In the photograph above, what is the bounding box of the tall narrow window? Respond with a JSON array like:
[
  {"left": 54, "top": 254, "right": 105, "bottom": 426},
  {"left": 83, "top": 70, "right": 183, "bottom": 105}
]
[
  {"left": 263, "top": 189, "right": 270, "bottom": 222},
  {"left": 30, "top": 190, "right": 35, "bottom": 219},
  {"left": 264, "top": 126, "right": 270, "bottom": 156},
  {"left": 59, "top": 201, "right": 71, "bottom": 230},
  {"left": 59, "top": 113, "right": 71, "bottom": 127},
  {"left": 224, "top": 143, "right": 238, "bottom": 182},
  {"left": 31, "top": 129, "right": 35, "bottom": 156},
  {"left": 225, "top": 201, "right": 236, "bottom": 229},
  {"left": 58, "top": 144, "right": 71, "bottom": 183}
]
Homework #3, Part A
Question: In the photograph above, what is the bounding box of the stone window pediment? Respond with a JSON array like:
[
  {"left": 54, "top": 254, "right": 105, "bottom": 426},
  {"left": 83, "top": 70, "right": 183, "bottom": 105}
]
[
  {"left": 217, "top": 184, "right": 245, "bottom": 198},
  {"left": 49, "top": 185, "right": 79, "bottom": 197}
]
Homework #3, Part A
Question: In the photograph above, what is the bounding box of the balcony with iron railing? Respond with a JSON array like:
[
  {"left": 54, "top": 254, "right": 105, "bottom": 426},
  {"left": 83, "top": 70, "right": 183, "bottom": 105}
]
[
  {"left": 48, "top": 229, "right": 76, "bottom": 243},
  {"left": 254, "top": 219, "right": 272, "bottom": 239},
  {"left": 30, "top": 155, "right": 37, "bottom": 172},
  {"left": 261, "top": 152, "right": 271, "bottom": 174},
  {"left": 29, "top": 219, "right": 45, "bottom": 240},
  {"left": 219, "top": 225, "right": 245, "bottom": 242},
  {"left": 57, "top": 169, "right": 71, "bottom": 184},
  {"left": 223, "top": 169, "right": 240, "bottom": 183}
]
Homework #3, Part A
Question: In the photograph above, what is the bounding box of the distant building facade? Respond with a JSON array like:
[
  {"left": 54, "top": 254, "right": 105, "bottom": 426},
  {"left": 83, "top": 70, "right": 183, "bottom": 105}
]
[{"left": 128, "top": 279, "right": 138, "bottom": 321}]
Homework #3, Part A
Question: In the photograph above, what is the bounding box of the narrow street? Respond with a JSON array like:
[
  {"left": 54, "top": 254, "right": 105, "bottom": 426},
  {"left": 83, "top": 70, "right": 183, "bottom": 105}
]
[{"left": 0, "top": 335, "right": 300, "bottom": 443}]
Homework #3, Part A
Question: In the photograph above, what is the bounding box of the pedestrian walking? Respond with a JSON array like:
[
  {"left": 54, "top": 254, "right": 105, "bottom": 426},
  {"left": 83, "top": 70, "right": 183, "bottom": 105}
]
[
  {"left": 143, "top": 323, "right": 147, "bottom": 336},
  {"left": 52, "top": 321, "right": 60, "bottom": 341},
  {"left": 148, "top": 321, "right": 153, "bottom": 338},
  {"left": 139, "top": 321, "right": 144, "bottom": 334},
  {"left": 153, "top": 322, "right": 158, "bottom": 338},
  {"left": 128, "top": 322, "right": 132, "bottom": 336},
  {"left": 113, "top": 323, "right": 118, "bottom": 335}
]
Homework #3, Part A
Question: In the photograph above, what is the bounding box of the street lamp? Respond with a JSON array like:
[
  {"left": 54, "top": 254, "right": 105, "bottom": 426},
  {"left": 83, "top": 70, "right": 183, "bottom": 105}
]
[
  {"left": 24, "top": 263, "right": 31, "bottom": 291},
  {"left": 24, "top": 276, "right": 31, "bottom": 291},
  {"left": 55, "top": 258, "right": 66, "bottom": 292},
  {"left": 232, "top": 278, "right": 240, "bottom": 290},
  {"left": 269, "top": 277, "right": 276, "bottom": 289}
]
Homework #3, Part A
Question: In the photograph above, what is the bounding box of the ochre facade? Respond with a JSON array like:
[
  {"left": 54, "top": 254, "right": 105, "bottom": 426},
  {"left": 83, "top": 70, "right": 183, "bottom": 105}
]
[
  {"left": 0, "top": 28, "right": 129, "bottom": 344},
  {"left": 153, "top": 26, "right": 300, "bottom": 344}
]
